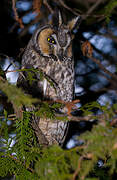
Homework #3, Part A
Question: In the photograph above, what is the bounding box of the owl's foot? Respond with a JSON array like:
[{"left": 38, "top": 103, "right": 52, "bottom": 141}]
[
  {"left": 55, "top": 99, "right": 80, "bottom": 116},
  {"left": 65, "top": 99, "right": 80, "bottom": 116}
]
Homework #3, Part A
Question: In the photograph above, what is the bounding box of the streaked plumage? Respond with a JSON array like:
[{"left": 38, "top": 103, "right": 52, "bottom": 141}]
[{"left": 17, "top": 11, "right": 80, "bottom": 146}]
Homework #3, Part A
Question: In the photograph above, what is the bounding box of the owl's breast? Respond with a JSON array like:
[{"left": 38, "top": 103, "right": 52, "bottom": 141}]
[{"left": 43, "top": 61, "right": 75, "bottom": 102}]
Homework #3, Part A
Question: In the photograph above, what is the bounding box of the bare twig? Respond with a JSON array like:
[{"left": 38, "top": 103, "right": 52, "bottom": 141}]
[
  {"left": 72, "top": 152, "right": 94, "bottom": 180},
  {"left": 0, "top": 53, "right": 26, "bottom": 80},
  {"left": 18, "top": 13, "right": 43, "bottom": 38},
  {"left": 43, "top": 0, "right": 54, "bottom": 14},
  {"left": 72, "top": 156, "right": 84, "bottom": 180},
  {"left": 58, "top": 0, "right": 79, "bottom": 16},
  {"left": 55, "top": 111, "right": 107, "bottom": 124},
  {"left": 87, "top": 40, "right": 117, "bottom": 66},
  {"left": 83, "top": 0, "right": 104, "bottom": 19},
  {"left": 98, "top": 31, "right": 117, "bottom": 44},
  {"left": 88, "top": 55, "right": 117, "bottom": 82},
  {"left": 33, "top": 0, "right": 42, "bottom": 13},
  {"left": 12, "top": 0, "right": 24, "bottom": 28},
  {"left": 98, "top": 72, "right": 117, "bottom": 91},
  {"left": 81, "top": 41, "right": 117, "bottom": 82},
  {"left": 0, "top": 53, "right": 19, "bottom": 70},
  {"left": 5, "top": 70, "right": 19, "bottom": 73}
]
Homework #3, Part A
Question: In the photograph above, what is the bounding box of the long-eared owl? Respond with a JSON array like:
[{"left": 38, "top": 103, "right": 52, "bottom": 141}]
[{"left": 17, "top": 11, "right": 80, "bottom": 146}]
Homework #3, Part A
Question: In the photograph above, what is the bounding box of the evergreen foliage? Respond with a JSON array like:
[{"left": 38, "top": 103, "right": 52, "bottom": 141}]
[
  {"left": 0, "top": 80, "right": 38, "bottom": 107},
  {"left": 0, "top": 71, "right": 117, "bottom": 179},
  {"left": 105, "top": 0, "right": 117, "bottom": 23}
]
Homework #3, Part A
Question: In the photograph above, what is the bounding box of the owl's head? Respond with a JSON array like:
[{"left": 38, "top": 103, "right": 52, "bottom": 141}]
[{"left": 32, "top": 11, "right": 80, "bottom": 62}]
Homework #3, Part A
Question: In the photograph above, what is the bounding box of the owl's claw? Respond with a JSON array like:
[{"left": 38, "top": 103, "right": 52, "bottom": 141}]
[
  {"left": 55, "top": 99, "right": 80, "bottom": 116},
  {"left": 65, "top": 99, "right": 80, "bottom": 116}
]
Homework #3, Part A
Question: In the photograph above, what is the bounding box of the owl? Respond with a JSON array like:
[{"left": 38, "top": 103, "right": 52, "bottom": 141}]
[{"left": 17, "top": 11, "right": 80, "bottom": 146}]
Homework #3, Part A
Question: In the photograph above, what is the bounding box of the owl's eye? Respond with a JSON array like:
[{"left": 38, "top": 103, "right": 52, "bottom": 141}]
[{"left": 47, "top": 37, "right": 56, "bottom": 44}]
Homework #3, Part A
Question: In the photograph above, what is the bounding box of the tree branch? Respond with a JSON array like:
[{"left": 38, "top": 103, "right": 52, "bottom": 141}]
[
  {"left": 12, "top": 0, "right": 24, "bottom": 28},
  {"left": 88, "top": 55, "right": 117, "bottom": 82}
]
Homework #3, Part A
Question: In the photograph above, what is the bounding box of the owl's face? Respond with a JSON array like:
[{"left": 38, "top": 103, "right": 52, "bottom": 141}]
[
  {"left": 37, "top": 25, "right": 72, "bottom": 61},
  {"left": 32, "top": 12, "right": 80, "bottom": 62}
]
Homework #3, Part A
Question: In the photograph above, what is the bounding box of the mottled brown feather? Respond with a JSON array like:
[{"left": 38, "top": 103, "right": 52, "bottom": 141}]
[{"left": 38, "top": 28, "right": 54, "bottom": 56}]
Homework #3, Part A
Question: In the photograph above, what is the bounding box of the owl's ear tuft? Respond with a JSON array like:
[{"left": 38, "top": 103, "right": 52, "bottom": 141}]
[
  {"left": 58, "top": 11, "right": 62, "bottom": 26},
  {"left": 67, "top": 16, "right": 81, "bottom": 32},
  {"left": 52, "top": 10, "right": 63, "bottom": 29}
]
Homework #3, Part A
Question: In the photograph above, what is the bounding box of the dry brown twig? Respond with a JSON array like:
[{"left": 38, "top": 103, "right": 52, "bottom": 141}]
[
  {"left": 81, "top": 40, "right": 117, "bottom": 82},
  {"left": 56, "top": 0, "right": 105, "bottom": 21},
  {"left": 33, "top": 0, "right": 42, "bottom": 14},
  {"left": 0, "top": 53, "right": 18, "bottom": 70},
  {"left": 72, "top": 156, "right": 84, "bottom": 180},
  {"left": 12, "top": 0, "right": 24, "bottom": 28},
  {"left": 89, "top": 55, "right": 117, "bottom": 82},
  {"left": 43, "top": 0, "right": 54, "bottom": 14},
  {"left": 57, "top": 0, "right": 79, "bottom": 16},
  {"left": 18, "top": 13, "right": 43, "bottom": 38},
  {"left": 82, "top": 0, "right": 104, "bottom": 19},
  {"left": 72, "top": 152, "right": 94, "bottom": 180},
  {"left": 0, "top": 53, "right": 25, "bottom": 80}
]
